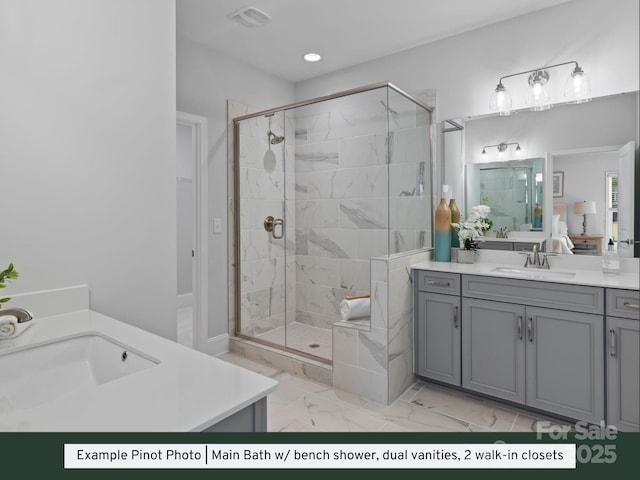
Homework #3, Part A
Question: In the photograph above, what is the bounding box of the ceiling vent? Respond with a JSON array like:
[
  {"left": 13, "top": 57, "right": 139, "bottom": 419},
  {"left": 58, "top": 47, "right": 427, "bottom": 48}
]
[{"left": 228, "top": 6, "right": 272, "bottom": 28}]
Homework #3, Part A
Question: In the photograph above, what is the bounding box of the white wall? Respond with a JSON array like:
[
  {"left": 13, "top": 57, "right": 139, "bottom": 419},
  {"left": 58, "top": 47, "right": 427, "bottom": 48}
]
[
  {"left": 0, "top": 0, "right": 177, "bottom": 340},
  {"left": 295, "top": 0, "right": 639, "bottom": 121},
  {"left": 176, "top": 36, "right": 294, "bottom": 338}
]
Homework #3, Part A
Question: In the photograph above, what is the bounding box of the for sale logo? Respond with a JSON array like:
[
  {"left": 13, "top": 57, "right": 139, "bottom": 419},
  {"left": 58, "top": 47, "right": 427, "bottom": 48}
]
[{"left": 536, "top": 420, "right": 618, "bottom": 464}]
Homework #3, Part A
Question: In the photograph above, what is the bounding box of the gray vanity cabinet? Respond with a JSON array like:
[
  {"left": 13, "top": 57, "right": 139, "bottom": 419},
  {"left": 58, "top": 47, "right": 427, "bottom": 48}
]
[
  {"left": 606, "top": 289, "right": 640, "bottom": 431},
  {"left": 461, "top": 275, "right": 605, "bottom": 424},
  {"left": 461, "top": 298, "right": 525, "bottom": 403},
  {"left": 414, "top": 271, "right": 461, "bottom": 386},
  {"left": 524, "top": 307, "right": 604, "bottom": 423},
  {"left": 415, "top": 269, "right": 611, "bottom": 424},
  {"left": 462, "top": 299, "right": 604, "bottom": 422}
]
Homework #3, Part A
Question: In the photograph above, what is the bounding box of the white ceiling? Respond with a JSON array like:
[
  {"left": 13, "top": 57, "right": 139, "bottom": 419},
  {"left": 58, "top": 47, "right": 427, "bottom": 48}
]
[{"left": 177, "top": 0, "right": 574, "bottom": 83}]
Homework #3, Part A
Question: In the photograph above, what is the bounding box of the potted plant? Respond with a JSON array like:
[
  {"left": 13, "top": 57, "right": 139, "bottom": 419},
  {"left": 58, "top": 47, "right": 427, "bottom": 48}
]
[
  {"left": 0, "top": 263, "right": 19, "bottom": 308},
  {"left": 452, "top": 206, "right": 492, "bottom": 264}
]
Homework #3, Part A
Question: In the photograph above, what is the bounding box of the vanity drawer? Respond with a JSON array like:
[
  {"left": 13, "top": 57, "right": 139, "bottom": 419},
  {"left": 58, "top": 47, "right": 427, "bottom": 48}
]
[
  {"left": 478, "top": 241, "right": 513, "bottom": 251},
  {"left": 462, "top": 274, "right": 604, "bottom": 314},
  {"left": 513, "top": 242, "right": 539, "bottom": 252},
  {"left": 607, "top": 289, "right": 640, "bottom": 319},
  {"left": 416, "top": 270, "right": 460, "bottom": 295}
]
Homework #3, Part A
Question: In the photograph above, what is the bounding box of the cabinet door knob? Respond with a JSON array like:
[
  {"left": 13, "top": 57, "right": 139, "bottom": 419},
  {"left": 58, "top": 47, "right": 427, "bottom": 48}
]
[
  {"left": 527, "top": 317, "right": 534, "bottom": 342},
  {"left": 623, "top": 302, "right": 640, "bottom": 310},
  {"left": 453, "top": 306, "right": 459, "bottom": 328}
]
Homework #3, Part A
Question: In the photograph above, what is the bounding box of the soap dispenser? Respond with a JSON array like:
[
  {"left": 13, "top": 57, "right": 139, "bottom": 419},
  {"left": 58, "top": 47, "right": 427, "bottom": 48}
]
[{"left": 602, "top": 238, "right": 620, "bottom": 274}]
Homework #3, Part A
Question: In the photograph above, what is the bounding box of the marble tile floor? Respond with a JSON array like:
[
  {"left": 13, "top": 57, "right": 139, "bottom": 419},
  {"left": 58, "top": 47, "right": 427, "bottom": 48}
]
[
  {"left": 254, "top": 322, "right": 332, "bottom": 361},
  {"left": 177, "top": 306, "right": 193, "bottom": 347},
  {"left": 217, "top": 352, "right": 570, "bottom": 433}
]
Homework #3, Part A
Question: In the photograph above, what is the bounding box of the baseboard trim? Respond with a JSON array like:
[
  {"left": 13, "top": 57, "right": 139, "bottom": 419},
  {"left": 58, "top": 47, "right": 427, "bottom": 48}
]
[
  {"left": 177, "top": 293, "right": 192, "bottom": 309},
  {"left": 202, "top": 332, "right": 229, "bottom": 356}
]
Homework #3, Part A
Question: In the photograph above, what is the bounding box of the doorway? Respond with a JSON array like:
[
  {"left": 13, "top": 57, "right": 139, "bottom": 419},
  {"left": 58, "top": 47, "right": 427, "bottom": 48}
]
[{"left": 176, "top": 111, "right": 208, "bottom": 350}]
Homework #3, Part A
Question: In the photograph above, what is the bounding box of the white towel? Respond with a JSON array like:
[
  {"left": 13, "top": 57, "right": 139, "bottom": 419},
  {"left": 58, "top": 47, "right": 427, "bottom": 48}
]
[
  {"left": 0, "top": 315, "right": 18, "bottom": 338},
  {"left": 339, "top": 297, "right": 370, "bottom": 321},
  {"left": 0, "top": 315, "right": 33, "bottom": 339}
]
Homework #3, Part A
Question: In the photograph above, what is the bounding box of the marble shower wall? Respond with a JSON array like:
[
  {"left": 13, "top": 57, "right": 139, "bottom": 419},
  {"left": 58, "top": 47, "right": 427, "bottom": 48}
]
[{"left": 294, "top": 88, "right": 432, "bottom": 332}]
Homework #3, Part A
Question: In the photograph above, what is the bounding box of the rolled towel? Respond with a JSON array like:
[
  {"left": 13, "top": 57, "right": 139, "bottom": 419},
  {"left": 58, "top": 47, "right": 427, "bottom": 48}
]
[
  {"left": 339, "top": 296, "right": 370, "bottom": 321},
  {"left": 0, "top": 315, "right": 33, "bottom": 340},
  {"left": 0, "top": 315, "right": 18, "bottom": 339}
]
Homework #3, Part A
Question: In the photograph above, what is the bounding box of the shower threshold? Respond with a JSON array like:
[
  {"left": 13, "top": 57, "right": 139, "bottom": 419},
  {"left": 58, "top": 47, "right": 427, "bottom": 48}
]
[
  {"left": 255, "top": 322, "right": 332, "bottom": 362},
  {"left": 229, "top": 334, "right": 333, "bottom": 387}
]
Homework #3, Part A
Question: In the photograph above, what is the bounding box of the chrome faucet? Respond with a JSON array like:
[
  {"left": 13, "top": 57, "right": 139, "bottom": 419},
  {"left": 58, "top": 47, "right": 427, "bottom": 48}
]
[
  {"left": 496, "top": 227, "right": 509, "bottom": 238},
  {"left": 0, "top": 307, "right": 33, "bottom": 323},
  {"left": 519, "top": 245, "right": 554, "bottom": 269}
]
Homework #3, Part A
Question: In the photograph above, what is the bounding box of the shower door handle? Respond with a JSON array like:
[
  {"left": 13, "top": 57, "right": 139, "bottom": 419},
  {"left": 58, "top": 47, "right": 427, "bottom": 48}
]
[{"left": 264, "top": 216, "right": 284, "bottom": 239}]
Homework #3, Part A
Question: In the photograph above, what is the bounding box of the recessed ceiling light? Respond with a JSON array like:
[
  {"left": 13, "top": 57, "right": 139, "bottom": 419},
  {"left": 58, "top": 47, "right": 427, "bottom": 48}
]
[{"left": 303, "top": 53, "right": 322, "bottom": 62}]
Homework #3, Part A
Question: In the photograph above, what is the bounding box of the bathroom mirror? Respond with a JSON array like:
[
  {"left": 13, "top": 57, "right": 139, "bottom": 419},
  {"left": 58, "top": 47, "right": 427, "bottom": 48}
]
[
  {"left": 446, "top": 91, "right": 639, "bottom": 257},
  {"left": 465, "top": 158, "right": 544, "bottom": 232}
]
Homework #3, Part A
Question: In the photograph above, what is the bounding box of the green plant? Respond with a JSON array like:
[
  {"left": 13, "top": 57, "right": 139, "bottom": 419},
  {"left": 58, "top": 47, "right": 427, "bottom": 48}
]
[{"left": 0, "top": 263, "right": 19, "bottom": 307}]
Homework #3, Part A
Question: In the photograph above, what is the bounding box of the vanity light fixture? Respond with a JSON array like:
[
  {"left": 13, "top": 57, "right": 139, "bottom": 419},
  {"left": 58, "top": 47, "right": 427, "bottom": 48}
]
[
  {"left": 489, "top": 61, "right": 591, "bottom": 115},
  {"left": 481, "top": 142, "right": 521, "bottom": 159}
]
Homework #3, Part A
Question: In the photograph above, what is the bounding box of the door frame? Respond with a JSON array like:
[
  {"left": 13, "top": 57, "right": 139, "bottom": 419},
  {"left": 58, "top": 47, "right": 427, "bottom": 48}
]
[{"left": 177, "top": 111, "right": 208, "bottom": 352}]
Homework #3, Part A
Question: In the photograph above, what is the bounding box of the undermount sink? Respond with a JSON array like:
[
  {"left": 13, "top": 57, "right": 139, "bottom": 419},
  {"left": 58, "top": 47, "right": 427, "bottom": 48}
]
[
  {"left": 0, "top": 334, "right": 158, "bottom": 410},
  {"left": 490, "top": 266, "right": 576, "bottom": 279}
]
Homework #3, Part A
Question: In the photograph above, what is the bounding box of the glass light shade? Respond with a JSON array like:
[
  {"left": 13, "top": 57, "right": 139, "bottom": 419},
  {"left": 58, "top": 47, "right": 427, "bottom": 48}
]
[
  {"left": 526, "top": 81, "right": 551, "bottom": 111},
  {"left": 526, "top": 70, "right": 551, "bottom": 111},
  {"left": 564, "top": 68, "right": 591, "bottom": 103},
  {"left": 574, "top": 201, "right": 596, "bottom": 215},
  {"left": 489, "top": 83, "right": 512, "bottom": 114}
]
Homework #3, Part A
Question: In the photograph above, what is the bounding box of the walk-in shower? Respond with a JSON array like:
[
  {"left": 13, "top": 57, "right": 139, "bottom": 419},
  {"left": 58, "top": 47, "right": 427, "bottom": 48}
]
[{"left": 232, "top": 82, "right": 433, "bottom": 364}]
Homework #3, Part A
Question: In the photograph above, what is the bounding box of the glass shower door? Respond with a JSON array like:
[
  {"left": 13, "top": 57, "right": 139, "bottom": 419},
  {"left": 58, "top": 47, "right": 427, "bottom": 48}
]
[{"left": 236, "top": 111, "right": 289, "bottom": 348}]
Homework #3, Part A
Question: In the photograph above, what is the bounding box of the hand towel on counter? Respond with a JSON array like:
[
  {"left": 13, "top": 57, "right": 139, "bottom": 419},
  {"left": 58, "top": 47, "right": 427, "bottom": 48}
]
[
  {"left": 0, "top": 314, "right": 33, "bottom": 339},
  {"left": 339, "top": 295, "right": 370, "bottom": 321}
]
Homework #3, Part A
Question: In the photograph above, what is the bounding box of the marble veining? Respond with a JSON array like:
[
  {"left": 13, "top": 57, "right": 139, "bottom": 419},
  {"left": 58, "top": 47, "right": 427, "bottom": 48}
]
[
  {"left": 357, "top": 329, "right": 387, "bottom": 372},
  {"left": 308, "top": 229, "right": 352, "bottom": 258},
  {"left": 339, "top": 201, "right": 387, "bottom": 229},
  {"left": 339, "top": 134, "right": 386, "bottom": 168},
  {"left": 295, "top": 144, "right": 339, "bottom": 172}
]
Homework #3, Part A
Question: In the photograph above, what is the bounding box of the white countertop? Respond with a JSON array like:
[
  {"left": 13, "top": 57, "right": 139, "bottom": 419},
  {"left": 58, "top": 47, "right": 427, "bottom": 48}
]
[
  {"left": 412, "top": 259, "right": 640, "bottom": 290},
  {"left": 0, "top": 309, "right": 277, "bottom": 432}
]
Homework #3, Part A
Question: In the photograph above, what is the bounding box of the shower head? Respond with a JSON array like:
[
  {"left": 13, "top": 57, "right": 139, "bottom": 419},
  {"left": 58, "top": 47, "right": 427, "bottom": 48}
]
[{"left": 268, "top": 131, "right": 285, "bottom": 145}]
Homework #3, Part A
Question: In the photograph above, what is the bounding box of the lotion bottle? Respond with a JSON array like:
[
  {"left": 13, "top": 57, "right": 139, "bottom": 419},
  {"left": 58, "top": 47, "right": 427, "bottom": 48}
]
[{"left": 602, "top": 238, "right": 620, "bottom": 274}]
